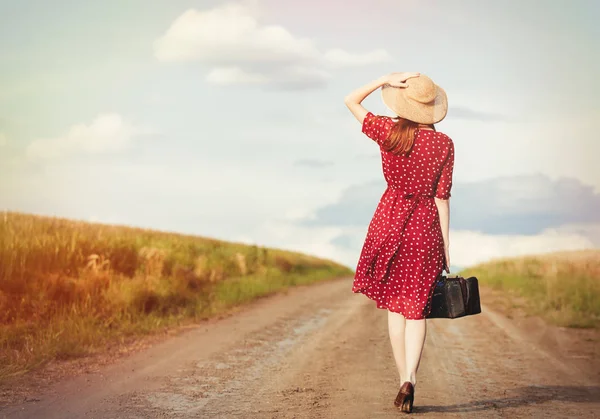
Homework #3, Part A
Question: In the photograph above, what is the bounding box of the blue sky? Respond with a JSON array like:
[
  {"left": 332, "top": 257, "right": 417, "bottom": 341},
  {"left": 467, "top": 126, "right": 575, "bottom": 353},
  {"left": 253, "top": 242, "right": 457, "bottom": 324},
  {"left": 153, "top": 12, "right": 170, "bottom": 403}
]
[{"left": 1, "top": 0, "right": 599, "bottom": 268}]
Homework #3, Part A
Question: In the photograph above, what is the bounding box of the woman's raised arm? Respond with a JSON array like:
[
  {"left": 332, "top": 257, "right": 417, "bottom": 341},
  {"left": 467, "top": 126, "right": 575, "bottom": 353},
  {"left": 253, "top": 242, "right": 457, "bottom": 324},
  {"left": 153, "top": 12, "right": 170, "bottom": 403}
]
[{"left": 344, "top": 72, "right": 420, "bottom": 124}]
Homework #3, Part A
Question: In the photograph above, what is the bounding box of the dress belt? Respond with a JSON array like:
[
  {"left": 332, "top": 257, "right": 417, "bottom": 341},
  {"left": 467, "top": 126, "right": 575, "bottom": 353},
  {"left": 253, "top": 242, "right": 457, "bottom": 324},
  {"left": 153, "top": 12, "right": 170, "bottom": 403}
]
[{"left": 366, "top": 186, "right": 433, "bottom": 284}]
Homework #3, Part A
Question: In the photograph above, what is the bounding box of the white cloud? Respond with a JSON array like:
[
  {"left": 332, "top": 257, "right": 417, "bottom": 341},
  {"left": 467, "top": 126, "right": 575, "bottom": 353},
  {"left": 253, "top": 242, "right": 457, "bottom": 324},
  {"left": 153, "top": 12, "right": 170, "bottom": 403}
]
[
  {"left": 154, "top": 5, "right": 319, "bottom": 65},
  {"left": 450, "top": 227, "right": 596, "bottom": 268},
  {"left": 547, "top": 222, "right": 600, "bottom": 246},
  {"left": 154, "top": 3, "right": 391, "bottom": 88},
  {"left": 26, "top": 114, "right": 151, "bottom": 161}
]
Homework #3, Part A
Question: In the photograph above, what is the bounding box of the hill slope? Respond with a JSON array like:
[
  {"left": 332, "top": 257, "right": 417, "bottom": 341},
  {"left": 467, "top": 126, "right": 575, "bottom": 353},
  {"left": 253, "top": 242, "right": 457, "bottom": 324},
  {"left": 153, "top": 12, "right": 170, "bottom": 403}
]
[{"left": 0, "top": 211, "right": 352, "bottom": 381}]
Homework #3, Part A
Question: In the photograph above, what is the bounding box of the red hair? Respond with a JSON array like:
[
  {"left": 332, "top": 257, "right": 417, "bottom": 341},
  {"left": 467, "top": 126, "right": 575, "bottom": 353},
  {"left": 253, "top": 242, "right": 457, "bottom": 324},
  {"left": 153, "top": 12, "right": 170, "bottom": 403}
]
[{"left": 368, "top": 116, "right": 436, "bottom": 155}]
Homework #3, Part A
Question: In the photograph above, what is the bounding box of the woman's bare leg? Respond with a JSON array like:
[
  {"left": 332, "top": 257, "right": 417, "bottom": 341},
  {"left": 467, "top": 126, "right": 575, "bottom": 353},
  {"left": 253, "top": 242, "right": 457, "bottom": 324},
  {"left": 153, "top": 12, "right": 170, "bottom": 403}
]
[
  {"left": 404, "top": 318, "right": 427, "bottom": 387},
  {"left": 387, "top": 310, "right": 407, "bottom": 384}
]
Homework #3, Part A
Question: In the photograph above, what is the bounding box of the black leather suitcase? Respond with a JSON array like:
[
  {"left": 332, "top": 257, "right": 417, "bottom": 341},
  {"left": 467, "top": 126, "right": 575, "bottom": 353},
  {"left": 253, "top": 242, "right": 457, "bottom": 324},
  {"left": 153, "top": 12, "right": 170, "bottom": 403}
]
[{"left": 425, "top": 275, "right": 482, "bottom": 319}]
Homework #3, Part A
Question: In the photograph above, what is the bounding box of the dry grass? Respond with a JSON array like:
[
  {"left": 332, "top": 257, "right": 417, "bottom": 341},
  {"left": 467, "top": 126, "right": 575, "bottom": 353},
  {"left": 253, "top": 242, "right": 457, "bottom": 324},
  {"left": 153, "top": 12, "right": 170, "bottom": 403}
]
[
  {"left": 0, "top": 211, "right": 352, "bottom": 382},
  {"left": 459, "top": 250, "right": 600, "bottom": 328}
]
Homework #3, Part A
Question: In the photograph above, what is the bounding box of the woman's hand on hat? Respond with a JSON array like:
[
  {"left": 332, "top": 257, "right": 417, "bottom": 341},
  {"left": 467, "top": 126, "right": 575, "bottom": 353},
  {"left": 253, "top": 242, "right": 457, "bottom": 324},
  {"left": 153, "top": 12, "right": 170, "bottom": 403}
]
[{"left": 383, "top": 72, "right": 420, "bottom": 88}]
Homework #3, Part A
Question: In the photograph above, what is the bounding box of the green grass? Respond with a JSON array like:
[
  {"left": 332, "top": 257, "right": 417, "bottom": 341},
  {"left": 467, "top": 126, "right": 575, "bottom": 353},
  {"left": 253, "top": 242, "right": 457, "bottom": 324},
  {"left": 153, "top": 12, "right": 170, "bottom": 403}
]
[
  {"left": 0, "top": 211, "right": 352, "bottom": 382},
  {"left": 459, "top": 250, "right": 600, "bottom": 328}
]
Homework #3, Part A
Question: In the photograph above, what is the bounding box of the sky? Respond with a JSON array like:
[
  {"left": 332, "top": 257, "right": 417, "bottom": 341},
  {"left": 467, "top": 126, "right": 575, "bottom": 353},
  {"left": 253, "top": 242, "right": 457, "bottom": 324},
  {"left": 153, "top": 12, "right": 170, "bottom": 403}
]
[{"left": 1, "top": 0, "right": 599, "bottom": 269}]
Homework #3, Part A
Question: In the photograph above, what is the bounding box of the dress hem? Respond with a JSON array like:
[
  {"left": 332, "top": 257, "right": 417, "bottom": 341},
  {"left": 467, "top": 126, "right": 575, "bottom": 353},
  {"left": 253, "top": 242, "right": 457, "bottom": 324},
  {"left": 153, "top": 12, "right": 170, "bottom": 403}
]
[
  {"left": 352, "top": 271, "right": 442, "bottom": 320},
  {"left": 352, "top": 288, "right": 430, "bottom": 320}
]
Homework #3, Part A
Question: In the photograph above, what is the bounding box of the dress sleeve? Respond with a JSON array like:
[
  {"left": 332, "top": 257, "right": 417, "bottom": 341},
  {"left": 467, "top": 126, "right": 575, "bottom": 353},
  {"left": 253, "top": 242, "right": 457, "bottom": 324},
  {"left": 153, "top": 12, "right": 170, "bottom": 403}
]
[
  {"left": 362, "top": 112, "right": 392, "bottom": 147},
  {"left": 435, "top": 140, "right": 455, "bottom": 200}
]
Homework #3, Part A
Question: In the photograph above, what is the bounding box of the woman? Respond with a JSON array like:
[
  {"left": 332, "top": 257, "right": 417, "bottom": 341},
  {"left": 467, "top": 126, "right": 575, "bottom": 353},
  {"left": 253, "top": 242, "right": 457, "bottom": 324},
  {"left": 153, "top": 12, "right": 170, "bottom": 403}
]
[{"left": 344, "top": 72, "right": 453, "bottom": 413}]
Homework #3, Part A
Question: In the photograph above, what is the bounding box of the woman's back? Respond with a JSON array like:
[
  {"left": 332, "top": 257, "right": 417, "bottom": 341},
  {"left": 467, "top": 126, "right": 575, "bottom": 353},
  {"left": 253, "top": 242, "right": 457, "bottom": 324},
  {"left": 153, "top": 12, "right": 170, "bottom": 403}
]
[{"left": 362, "top": 112, "right": 454, "bottom": 200}]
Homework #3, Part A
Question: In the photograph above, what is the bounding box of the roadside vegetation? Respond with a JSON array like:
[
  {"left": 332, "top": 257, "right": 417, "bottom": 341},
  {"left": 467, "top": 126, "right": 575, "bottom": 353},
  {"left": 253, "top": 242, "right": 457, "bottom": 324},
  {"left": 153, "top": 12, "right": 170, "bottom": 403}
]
[
  {"left": 0, "top": 211, "right": 352, "bottom": 381},
  {"left": 460, "top": 250, "right": 600, "bottom": 328}
]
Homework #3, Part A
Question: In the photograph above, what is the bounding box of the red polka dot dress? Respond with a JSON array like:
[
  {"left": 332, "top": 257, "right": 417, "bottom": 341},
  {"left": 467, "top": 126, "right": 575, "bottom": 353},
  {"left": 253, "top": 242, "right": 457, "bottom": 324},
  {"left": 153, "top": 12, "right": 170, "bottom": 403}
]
[{"left": 352, "top": 112, "right": 455, "bottom": 320}]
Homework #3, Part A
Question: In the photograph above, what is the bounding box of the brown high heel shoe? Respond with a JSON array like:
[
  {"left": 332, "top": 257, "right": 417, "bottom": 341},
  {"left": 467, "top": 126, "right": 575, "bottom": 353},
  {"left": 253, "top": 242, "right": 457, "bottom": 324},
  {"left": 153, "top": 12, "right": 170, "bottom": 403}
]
[{"left": 394, "top": 381, "right": 414, "bottom": 413}]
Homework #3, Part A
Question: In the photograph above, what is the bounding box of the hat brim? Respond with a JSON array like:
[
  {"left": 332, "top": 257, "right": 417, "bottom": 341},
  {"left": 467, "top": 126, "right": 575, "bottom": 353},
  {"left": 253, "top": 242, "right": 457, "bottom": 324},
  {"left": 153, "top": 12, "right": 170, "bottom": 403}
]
[{"left": 381, "top": 84, "right": 448, "bottom": 124}]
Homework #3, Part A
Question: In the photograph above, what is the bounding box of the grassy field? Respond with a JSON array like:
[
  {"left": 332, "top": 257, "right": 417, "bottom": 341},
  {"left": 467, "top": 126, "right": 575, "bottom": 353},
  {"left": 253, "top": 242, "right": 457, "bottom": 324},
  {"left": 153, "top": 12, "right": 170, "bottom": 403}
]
[
  {"left": 460, "top": 250, "right": 600, "bottom": 328},
  {"left": 0, "top": 211, "right": 353, "bottom": 382}
]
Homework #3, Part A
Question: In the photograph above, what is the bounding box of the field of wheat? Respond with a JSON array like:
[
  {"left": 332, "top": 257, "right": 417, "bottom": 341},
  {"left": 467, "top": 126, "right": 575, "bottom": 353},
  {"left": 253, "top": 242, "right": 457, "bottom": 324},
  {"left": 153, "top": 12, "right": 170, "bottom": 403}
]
[
  {"left": 0, "top": 211, "right": 352, "bottom": 381},
  {"left": 460, "top": 250, "right": 600, "bottom": 328}
]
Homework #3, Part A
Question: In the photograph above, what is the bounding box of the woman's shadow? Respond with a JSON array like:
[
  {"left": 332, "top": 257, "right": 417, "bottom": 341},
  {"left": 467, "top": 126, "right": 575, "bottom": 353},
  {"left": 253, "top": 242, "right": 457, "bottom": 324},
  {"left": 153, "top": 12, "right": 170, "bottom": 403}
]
[{"left": 416, "top": 385, "right": 600, "bottom": 414}]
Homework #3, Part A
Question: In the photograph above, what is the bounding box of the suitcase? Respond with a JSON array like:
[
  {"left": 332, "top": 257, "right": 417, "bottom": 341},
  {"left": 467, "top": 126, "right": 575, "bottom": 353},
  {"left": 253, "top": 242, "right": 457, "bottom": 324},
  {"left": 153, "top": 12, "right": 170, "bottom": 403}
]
[{"left": 425, "top": 275, "right": 482, "bottom": 319}]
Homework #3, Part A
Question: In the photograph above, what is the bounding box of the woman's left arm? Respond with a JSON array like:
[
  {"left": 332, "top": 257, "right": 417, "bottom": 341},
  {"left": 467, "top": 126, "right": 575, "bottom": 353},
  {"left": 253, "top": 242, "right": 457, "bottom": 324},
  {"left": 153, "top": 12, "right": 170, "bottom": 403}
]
[{"left": 344, "top": 72, "right": 421, "bottom": 124}]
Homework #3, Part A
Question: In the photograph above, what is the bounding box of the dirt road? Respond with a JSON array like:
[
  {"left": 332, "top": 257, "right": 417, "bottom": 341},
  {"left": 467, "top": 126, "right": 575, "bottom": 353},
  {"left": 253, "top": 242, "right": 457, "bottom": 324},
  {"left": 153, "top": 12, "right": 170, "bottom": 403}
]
[{"left": 2, "top": 277, "right": 599, "bottom": 418}]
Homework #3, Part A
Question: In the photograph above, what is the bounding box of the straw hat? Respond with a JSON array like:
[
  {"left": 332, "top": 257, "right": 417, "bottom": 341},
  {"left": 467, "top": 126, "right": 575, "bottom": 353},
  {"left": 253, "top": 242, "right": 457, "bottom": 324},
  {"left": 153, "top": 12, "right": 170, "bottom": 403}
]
[{"left": 381, "top": 74, "right": 448, "bottom": 124}]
